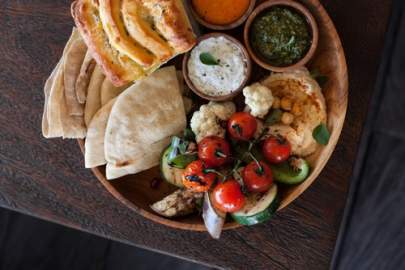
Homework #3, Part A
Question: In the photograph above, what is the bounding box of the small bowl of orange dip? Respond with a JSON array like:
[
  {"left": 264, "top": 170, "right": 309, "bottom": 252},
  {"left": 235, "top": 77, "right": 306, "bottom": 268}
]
[{"left": 190, "top": 0, "right": 256, "bottom": 30}]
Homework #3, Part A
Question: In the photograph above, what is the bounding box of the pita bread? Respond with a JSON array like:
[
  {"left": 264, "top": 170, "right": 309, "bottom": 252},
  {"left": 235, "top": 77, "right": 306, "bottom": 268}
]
[
  {"left": 100, "top": 79, "right": 127, "bottom": 106},
  {"left": 104, "top": 66, "right": 186, "bottom": 179},
  {"left": 106, "top": 138, "right": 170, "bottom": 179},
  {"left": 60, "top": 73, "right": 87, "bottom": 139},
  {"left": 42, "top": 59, "right": 62, "bottom": 138},
  {"left": 46, "top": 60, "right": 65, "bottom": 138},
  {"left": 76, "top": 50, "right": 96, "bottom": 104},
  {"left": 64, "top": 37, "right": 87, "bottom": 115},
  {"left": 84, "top": 65, "right": 105, "bottom": 127},
  {"left": 45, "top": 58, "right": 87, "bottom": 139},
  {"left": 85, "top": 98, "right": 116, "bottom": 168}
]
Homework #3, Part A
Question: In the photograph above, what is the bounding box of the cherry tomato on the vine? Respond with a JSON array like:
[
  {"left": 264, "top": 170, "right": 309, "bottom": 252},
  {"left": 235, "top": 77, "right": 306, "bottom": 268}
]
[
  {"left": 242, "top": 161, "right": 273, "bottom": 193},
  {"left": 211, "top": 179, "right": 245, "bottom": 213},
  {"left": 182, "top": 160, "right": 216, "bottom": 192},
  {"left": 262, "top": 135, "right": 291, "bottom": 164},
  {"left": 227, "top": 112, "right": 257, "bottom": 141},
  {"left": 198, "top": 136, "right": 230, "bottom": 167}
]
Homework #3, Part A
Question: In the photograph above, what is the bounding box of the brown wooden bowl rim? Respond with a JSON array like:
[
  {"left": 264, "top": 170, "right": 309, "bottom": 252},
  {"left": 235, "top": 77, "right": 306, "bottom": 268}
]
[
  {"left": 182, "top": 33, "right": 252, "bottom": 102},
  {"left": 188, "top": 0, "right": 257, "bottom": 30},
  {"left": 243, "top": 0, "right": 319, "bottom": 72}
]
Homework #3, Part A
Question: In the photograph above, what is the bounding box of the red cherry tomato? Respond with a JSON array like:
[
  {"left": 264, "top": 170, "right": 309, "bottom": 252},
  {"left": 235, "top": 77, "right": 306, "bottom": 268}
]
[
  {"left": 182, "top": 160, "right": 216, "bottom": 192},
  {"left": 262, "top": 136, "right": 291, "bottom": 164},
  {"left": 211, "top": 179, "right": 245, "bottom": 213},
  {"left": 242, "top": 161, "right": 273, "bottom": 193},
  {"left": 198, "top": 136, "right": 231, "bottom": 167},
  {"left": 227, "top": 112, "right": 257, "bottom": 141}
]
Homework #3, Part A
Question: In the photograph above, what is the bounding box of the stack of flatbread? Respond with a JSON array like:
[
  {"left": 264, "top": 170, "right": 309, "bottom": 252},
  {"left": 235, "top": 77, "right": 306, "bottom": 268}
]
[
  {"left": 42, "top": 27, "right": 189, "bottom": 180},
  {"left": 85, "top": 66, "right": 187, "bottom": 179},
  {"left": 42, "top": 28, "right": 128, "bottom": 139}
]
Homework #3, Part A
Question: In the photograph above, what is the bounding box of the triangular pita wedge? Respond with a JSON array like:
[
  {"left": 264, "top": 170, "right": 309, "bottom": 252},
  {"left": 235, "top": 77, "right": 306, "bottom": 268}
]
[
  {"left": 84, "top": 65, "right": 105, "bottom": 127},
  {"left": 76, "top": 50, "right": 96, "bottom": 104},
  {"left": 104, "top": 66, "right": 186, "bottom": 179},
  {"left": 106, "top": 139, "right": 169, "bottom": 180},
  {"left": 100, "top": 79, "right": 127, "bottom": 106},
  {"left": 46, "top": 60, "right": 65, "bottom": 138},
  {"left": 63, "top": 36, "right": 87, "bottom": 115},
  {"left": 53, "top": 63, "right": 86, "bottom": 138},
  {"left": 42, "top": 59, "right": 62, "bottom": 138},
  {"left": 85, "top": 97, "right": 116, "bottom": 168}
]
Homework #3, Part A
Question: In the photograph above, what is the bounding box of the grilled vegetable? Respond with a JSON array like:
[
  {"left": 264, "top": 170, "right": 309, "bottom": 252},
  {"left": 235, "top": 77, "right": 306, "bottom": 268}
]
[
  {"left": 232, "top": 184, "right": 279, "bottom": 226},
  {"left": 271, "top": 157, "right": 310, "bottom": 185},
  {"left": 150, "top": 189, "right": 203, "bottom": 218},
  {"left": 161, "top": 146, "right": 184, "bottom": 187},
  {"left": 202, "top": 192, "right": 226, "bottom": 239}
]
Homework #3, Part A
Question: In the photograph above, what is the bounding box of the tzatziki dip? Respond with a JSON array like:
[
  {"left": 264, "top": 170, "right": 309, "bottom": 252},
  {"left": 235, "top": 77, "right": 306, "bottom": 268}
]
[{"left": 187, "top": 36, "right": 247, "bottom": 97}]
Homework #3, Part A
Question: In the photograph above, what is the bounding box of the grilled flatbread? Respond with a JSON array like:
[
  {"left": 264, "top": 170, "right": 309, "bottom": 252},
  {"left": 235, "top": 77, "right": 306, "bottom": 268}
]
[
  {"left": 72, "top": 0, "right": 196, "bottom": 86},
  {"left": 72, "top": 0, "right": 145, "bottom": 87}
]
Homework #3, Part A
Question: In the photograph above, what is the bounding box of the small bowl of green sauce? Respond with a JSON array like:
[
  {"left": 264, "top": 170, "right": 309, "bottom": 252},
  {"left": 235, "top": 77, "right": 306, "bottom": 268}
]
[{"left": 244, "top": 0, "right": 318, "bottom": 72}]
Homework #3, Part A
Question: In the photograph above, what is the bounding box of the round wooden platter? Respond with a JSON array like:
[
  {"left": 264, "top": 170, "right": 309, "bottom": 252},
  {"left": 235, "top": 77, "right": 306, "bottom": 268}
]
[{"left": 78, "top": 0, "right": 348, "bottom": 231}]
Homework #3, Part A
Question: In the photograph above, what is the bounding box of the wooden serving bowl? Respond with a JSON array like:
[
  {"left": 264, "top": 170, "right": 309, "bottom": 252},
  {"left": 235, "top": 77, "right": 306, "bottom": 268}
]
[
  {"left": 182, "top": 33, "right": 252, "bottom": 101},
  {"left": 244, "top": 0, "right": 319, "bottom": 72},
  {"left": 188, "top": 0, "right": 257, "bottom": 30},
  {"left": 78, "top": 0, "right": 348, "bottom": 231}
]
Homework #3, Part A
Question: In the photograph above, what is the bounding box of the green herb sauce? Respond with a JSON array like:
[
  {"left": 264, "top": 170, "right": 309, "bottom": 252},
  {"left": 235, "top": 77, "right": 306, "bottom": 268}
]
[{"left": 250, "top": 7, "right": 311, "bottom": 66}]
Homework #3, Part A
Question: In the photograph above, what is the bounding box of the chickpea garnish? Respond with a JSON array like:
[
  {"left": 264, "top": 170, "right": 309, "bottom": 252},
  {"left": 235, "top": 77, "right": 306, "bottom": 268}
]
[
  {"left": 280, "top": 97, "right": 292, "bottom": 111},
  {"left": 281, "top": 112, "right": 294, "bottom": 125},
  {"left": 291, "top": 102, "right": 302, "bottom": 116}
]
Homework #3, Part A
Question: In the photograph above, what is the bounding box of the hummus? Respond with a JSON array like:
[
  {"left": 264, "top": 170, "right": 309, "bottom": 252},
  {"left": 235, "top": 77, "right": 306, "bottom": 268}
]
[
  {"left": 262, "top": 68, "right": 327, "bottom": 156},
  {"left": 187, "top": 36, "right": 247, "bottom": 96}
]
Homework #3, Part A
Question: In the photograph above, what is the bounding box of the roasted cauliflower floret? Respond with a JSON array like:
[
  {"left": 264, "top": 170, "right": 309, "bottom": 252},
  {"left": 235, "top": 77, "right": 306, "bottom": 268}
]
[
  {"left": 243, "top": 83, "right": 274, "bottom": 118},
  {"left": 190, "top": 101, "right": 236, "bottom": 142}
]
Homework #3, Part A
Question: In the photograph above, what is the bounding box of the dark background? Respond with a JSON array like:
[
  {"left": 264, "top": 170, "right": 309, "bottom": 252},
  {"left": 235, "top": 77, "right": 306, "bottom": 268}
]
[{"left": 1, "top": 0, "right": 404, "bottom": 269}]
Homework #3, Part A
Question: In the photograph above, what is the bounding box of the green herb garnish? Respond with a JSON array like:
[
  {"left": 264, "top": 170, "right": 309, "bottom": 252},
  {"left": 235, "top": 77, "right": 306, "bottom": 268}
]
[
  {"left": 265, "top": 109, "right": 283, "bottom": 125},
  {"left": 313, "top": 123, "right": 330, "bottom": 145},
  {"left": 200, "top": 52, "right": 219, "bottom": 66}
]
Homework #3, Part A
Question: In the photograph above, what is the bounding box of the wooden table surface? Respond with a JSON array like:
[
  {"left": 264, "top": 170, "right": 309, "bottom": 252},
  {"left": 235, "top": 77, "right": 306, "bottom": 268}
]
[{"left": 0, "top": 0, "right": 391, "bottom": 269}]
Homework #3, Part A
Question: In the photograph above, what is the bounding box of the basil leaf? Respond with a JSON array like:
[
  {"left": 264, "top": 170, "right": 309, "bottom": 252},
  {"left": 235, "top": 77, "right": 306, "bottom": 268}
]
[
  {"left": 313, "top": 123, "right": 330, "bottom": 145},
  {"left": 169, "top": 153, "right": 198, "bottom": 169},
  {"left": 200, "top": 52, "right": 219, "bottom": 66},
  {"left": 265, "top": 109, "right": 283, "bottom": 126},
  {"left": 310, "top": 68, "right": 329, "bottom": 87}
]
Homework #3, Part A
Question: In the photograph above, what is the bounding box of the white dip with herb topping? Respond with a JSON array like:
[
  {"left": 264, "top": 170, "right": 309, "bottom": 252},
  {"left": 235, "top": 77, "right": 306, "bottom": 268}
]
[{"left": 187, "top": 36, "right": 247, "bottom": 96}]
